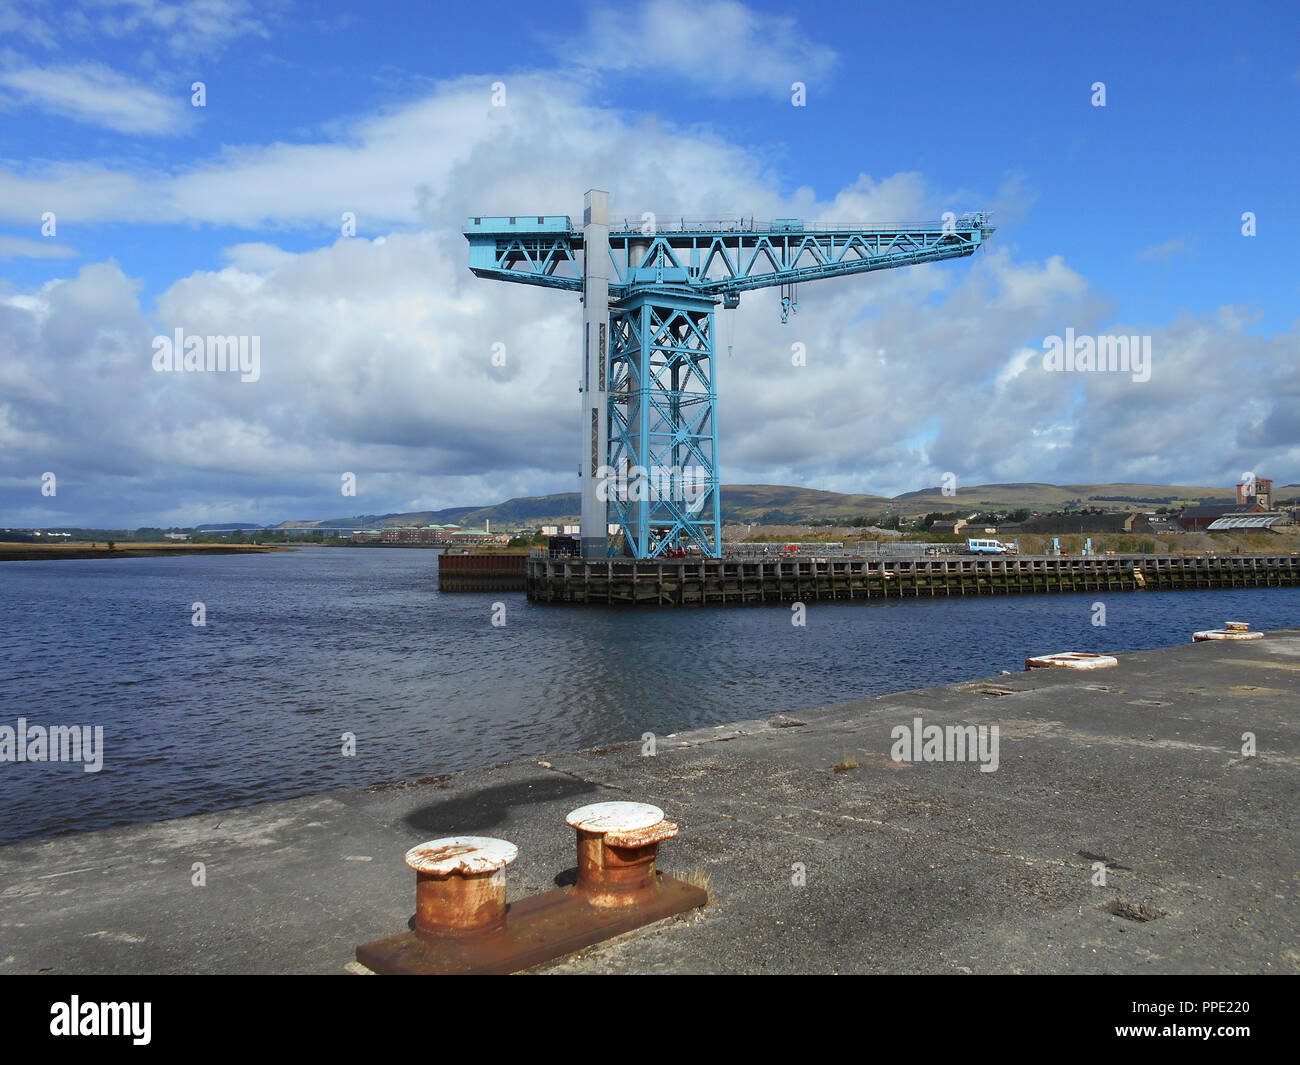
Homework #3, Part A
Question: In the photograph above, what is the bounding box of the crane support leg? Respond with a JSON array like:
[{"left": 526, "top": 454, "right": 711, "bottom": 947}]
[
  {"left": 578, "top": 190, "right": 611, "bottom": 558},
  {"left": 607, "top": 290, "right": 721, "bottom": 559}
]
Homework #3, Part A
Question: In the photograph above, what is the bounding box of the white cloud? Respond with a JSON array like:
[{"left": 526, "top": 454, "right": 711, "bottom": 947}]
[
  {"left": 6, "top": 219, "right": 1297, "bottom": 527},
  {"left": 0, "top": 4, "right": 57, "bottom": 47},
  {"left": 575, "top": 0, "right": 838, "bottom": 99},
  {"left": 91, "top": 0, "right": 268, "bottom": 54},
  {"left": 0, "top": 48, "right": 1296, "bottom": 526},
  {"left": 0, "top": 72, "right": 787, "bottom": 228},
  {"left": 0, "top": 63, "right": 187, "bottom": 134},
  {"left": 0, "top": 235, "right": 78, "bottom": 260},
  {"left": 985, "top": 249, "right": 1092, "bottom": 312},
  {"left": 1137, "top": 237, "right": 1189, "bottom": 262},
  {"left": 2, "top": 0, "right": 268, "bottom": 56}
]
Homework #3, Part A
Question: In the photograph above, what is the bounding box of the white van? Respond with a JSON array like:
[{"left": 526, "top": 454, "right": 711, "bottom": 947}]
[{"left": 966, "top": 538, "right": 1014, "bottom": 554}]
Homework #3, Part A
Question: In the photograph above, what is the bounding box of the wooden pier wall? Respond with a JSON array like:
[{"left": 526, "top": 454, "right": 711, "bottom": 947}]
[
  {"left": 522, "top": 553, "right": 1300, "bottom": 606},
  {"left": 437, "top": 552, "right": 528, "bottom": 592}
]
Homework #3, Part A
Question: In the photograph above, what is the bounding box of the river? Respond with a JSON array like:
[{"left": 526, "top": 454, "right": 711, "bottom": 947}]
[{"left": 1, "top": 545, "right": 1296, "bottom": 845}]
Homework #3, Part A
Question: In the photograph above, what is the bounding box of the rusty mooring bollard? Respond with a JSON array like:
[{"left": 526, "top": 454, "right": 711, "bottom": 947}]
[
  {"left": 357, "top": 807, "right": 705, "bottom": 973},
  {"left": 404, "top": 836, "right": 517, "bottom": 937},
  {"left": 566, "top": 801, "right": 679, "bottom": 909}
]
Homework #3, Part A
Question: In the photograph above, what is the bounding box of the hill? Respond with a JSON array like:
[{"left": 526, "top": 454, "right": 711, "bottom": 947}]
[
  {"left": 890, "top": 482, "right": 1235, "bottom": 513},
  {"left": 270, "top": 481, "right": 1254, "bottom": 531}
]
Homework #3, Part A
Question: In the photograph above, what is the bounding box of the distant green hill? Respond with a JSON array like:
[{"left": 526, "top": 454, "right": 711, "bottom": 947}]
[
  {"left": 272, "top": 480, "right": 1252, "bottom": 531},
  {"left": 717, "top": 484, "right": 890, "bottom": 523},
  {"left": 891, "top": 482, "right": 1236, "bottom": 513}
]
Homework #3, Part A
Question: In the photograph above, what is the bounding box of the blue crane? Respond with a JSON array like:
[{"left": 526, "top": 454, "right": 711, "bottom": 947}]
[{"left": 465, "top": 190, "right": 993, "bottom": 559}]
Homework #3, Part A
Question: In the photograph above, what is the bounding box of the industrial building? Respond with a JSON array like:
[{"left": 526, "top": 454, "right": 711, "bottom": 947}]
[
  {"left": 350, "top": 524, "right": 510, "bottom": 546},
  {"left": 1177, "top": 476, "right": 1290, "bottom": 531}
]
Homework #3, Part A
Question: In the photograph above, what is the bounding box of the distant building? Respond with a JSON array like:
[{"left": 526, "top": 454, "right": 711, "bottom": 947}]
[
  {"left": 1132, "top": 514, "right": 1181, "bottom": 534},
  {"left": 1237, "top": 477, "right": 1273, "bottom": 509},
  {"left": 375, "top": 524, "right": 464, "bottom": 544},
  {"left": 1178, "top": 503, "right": 1262, "bottom": 531},
  {"left": 448, "top": 529, "right": 510, "bottom": 545},
  {"left": 1205, "top": 512, "right": 1291, "bottom": 532}
]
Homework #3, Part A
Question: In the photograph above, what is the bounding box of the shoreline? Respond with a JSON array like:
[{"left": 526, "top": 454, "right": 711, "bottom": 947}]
[
  {"left": 0, "top": 542, "right": 279, "bottom": 562},
  {"left": 2, "top": 628, "right": 1296, "bottom": 974}
]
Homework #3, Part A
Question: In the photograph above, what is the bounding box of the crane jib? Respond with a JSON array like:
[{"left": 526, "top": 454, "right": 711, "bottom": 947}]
[{"left": 465, "top": 216, "right": 993, "bottom": 298}]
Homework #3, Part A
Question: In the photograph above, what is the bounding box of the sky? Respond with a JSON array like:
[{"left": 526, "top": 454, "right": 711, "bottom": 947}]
[{"left": 1, "top": 0, "right": 1297, "bottom": 528}]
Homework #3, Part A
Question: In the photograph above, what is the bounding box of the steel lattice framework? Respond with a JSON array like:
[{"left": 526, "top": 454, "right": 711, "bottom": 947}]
[
  {"left": 465, "top": 194, "right": 993, "bottom": 559},
  {"left": 606, "top": 291, "right": 720, "bottom": 557}
]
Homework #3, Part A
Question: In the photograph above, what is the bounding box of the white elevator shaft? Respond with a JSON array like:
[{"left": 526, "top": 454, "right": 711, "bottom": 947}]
[{"left": 579, "top": 189, "right": 610, "bottom": 558}]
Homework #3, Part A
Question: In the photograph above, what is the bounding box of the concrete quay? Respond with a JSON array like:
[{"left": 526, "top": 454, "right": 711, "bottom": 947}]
[{"left": 1, "top": 629, "right": 1297, "bottom": 974}]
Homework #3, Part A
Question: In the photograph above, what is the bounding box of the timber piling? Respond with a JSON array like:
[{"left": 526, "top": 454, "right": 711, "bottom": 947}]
[{"left": 520, "top": 552, "right": 1300, "bottom": 606}]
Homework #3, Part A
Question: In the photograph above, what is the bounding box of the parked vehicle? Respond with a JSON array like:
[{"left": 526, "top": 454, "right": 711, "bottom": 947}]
[{"left": 966, "top": 537, "right": 1016, "bottom": 555}]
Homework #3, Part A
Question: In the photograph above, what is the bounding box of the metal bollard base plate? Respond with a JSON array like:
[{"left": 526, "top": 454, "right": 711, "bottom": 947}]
[{"left": 355, "top": 874, "right": 707, "bottom": 975}]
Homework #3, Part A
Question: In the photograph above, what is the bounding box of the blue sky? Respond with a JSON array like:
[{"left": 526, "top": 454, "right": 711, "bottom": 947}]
[{"left": 1, "top": 0, "right": 1297, "bottom": 527}]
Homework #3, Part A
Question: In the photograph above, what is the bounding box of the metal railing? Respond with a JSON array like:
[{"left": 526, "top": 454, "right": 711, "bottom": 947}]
[
  {"left": 722, "top": 542, "right": 847, "bottom": 558},
  {"left": 530, "top": 542, "right": 1028, "bottom": 562},
  {"left": 719, "top": 541, "right": 1009, "bottom": 559},
  {"left": 610, "top": 215, "right": 990, "bottom": 236},
  {"left": 530, "top": 548, "right": 583, "bottom": 560}
]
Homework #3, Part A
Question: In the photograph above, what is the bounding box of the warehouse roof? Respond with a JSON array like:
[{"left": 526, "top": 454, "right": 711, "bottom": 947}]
[
  {"left": 1206, "top": 512, "right": 1290, "bottom": 531},
  {"left": 1180, "top": 504, "right": 1243, "bottom": 519}
]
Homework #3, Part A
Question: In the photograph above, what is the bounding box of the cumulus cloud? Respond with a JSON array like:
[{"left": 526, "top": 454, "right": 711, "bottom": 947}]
[
  {"left": 0, "top": 51, "right": 1296, "bottom": 527},
  {"left": 1, "top": 74, "right": 772, "bottom": 228}
]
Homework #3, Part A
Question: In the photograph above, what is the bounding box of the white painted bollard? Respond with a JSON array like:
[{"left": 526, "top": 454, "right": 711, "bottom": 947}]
[
  {"left": 1194, "top": 620, "right": 1263, "bottom": 641},
  {"left": 1025, "top": 652, "right": 1119, "bottom": 671}
]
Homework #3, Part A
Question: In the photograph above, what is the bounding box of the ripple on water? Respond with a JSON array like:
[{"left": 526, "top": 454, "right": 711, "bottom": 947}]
[{"left": 1, "top": 545, "right": 1297, "bottom": 845}]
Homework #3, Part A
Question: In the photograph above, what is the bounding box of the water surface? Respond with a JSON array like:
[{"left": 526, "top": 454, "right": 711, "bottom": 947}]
[{"left": 1, "top": 546, "right": 1296, "bottom": 844}]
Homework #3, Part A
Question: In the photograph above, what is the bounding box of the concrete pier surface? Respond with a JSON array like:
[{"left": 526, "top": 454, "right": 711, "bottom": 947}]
[{"left": 2, "top": 630, "right": 1297, "bottom": 975}]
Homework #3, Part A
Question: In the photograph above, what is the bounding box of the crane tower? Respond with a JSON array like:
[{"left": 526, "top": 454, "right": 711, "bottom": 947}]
[{"left": 465, "top": 190, "right": 993, "bottom": 559}]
